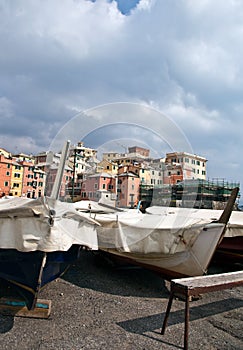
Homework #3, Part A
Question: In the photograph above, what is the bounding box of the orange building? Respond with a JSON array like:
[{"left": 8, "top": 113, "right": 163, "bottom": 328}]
[{"left": 0, "top": 152, "right": 12, "bottom": 196}]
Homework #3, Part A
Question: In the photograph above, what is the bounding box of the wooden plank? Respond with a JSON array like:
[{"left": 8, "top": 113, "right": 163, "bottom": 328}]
[
  {"left": 172, "top": 270, "right": 243, "bottom": 295},
  {"left": 0, "top": 298, "right": 51, "bottom": 318},
  {"left": 162, "top": 269, "right": 243, "bottom": 350}
]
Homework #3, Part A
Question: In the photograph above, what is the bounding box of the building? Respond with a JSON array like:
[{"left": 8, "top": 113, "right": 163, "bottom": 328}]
[
  {"left": 117, "top": 171, "right": 140, "bottom": 208},
  {"left": 128, "top": 146, "right": 150, "bottom": 158},
  {"left": 0, "top": 150, "right": 12, "bottom": 196},
  {"left": 96, "top": 159, "right": 118, "bottom": 175},
  {"left": 81, "top": 172, "right": 116, "bottom": 202},
  {"left": 165, "top": 152, "right": 207, "bottom": 181},
  {"left": 10, "top": 160, "right": 23, "bottom": 196},
  {"left": 20, "top": 161, "right": 45, "bottom": 198}
]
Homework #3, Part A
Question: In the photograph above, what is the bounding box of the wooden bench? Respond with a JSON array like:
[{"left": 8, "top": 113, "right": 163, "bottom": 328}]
[{"left": 161, "top": 270, "right": 243, "bottom": 350}]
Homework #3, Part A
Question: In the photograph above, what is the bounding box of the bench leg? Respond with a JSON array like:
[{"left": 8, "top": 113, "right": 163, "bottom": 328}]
[
  {"left": 184, "top": 295, "right": 190, "bottom": 350},
  {"left": 161, "top": 291, "right": 174, "bottom": 335}
]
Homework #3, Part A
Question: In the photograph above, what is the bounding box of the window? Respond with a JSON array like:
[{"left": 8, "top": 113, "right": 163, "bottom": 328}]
[
  {"left": 4, "top": 181, "right": 8, "bottom": 186},
  {"left": 185, "top": 158, "right": 189, "bottom": 163},
  {"left": 106, "top": 166, "right": 109, "bottom": 170},
  {"left": 177, "top": 171, "right": 180, "bottom": 175},
  {"left": 102, "top": 184, "right": 106, "bottom": 189},
  {"left": 132, "top": 185, "right": 134, "bottom": 190},
  {"left": 196, "top": 160, "right": 200, "bottom": 166},
  {"left": 7, "top": 164, "right": 10, "bottom": 169},
  {"left": 94, "top": 183, "right": 98, "bottom": 189},
  {"left": 191, "top": 159, "right": 195, "bottom": 164},
  {"left": 38, "top": 182, "right": 43, "bottom": 187},
  {"left": 6, "top": 171, "right": 10, "bottom": 176}
]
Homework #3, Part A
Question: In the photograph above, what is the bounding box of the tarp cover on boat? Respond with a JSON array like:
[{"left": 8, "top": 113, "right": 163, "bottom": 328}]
[
  {"left": 145, "top": 206, "right": 243, "bottom": 238},
  {"left": 91, "top": 209, "right": 220, "bottom": 255},
  {"left": 0, "top": 197, "right": 99, "bottom": 252}
]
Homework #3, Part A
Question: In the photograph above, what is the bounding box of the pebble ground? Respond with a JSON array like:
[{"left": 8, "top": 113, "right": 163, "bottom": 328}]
[{"left": 0, "top": 250, "right": 242, "bottom": 350}]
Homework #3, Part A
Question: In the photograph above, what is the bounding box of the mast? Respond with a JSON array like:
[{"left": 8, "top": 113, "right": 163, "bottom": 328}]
[{"left": 50, "top": 140, "right": 70, "bottom": 200}]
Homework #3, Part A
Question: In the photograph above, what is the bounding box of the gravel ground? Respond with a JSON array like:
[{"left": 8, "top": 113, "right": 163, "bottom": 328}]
[{"left": 0, "top": 250, "right": 242, "bottom": 350}]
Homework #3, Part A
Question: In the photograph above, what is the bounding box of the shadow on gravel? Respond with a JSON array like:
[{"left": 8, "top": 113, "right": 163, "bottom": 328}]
[
  {"left": 63, "top": 250, "right": 170, "bottom": 298},
  {"left": 0, "top": 315, "right": 14, "bottom": 333},
  {"left": 117, "top": 297, "right": 243, "bottom": 334}
]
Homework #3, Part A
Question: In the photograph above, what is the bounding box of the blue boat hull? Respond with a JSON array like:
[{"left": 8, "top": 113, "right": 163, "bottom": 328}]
[{"left": 0, "top": 245, "right": 81, "bottom": 310}]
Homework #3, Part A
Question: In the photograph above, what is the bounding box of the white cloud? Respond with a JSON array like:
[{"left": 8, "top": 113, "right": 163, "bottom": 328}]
[{"left": 0, "top": 0, "right": 242, "bottom": 188}]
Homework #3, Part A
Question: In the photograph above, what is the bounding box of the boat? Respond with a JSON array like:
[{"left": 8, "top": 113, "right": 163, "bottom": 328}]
[
  {"left": 76, "top": 188, "right": 238, "bottom": 279},
  {"left": 0, "top": 142, "right": 99, "bottom": 310},
  {"left": 145, "top": 202, "right": 243, "bottom": 263}
]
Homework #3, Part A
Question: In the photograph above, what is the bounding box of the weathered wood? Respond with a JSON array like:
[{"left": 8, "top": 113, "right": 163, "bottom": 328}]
[
  {"left": 161, "top": 270, "right": 243, "bottom": 350},
  {"left": 172, "top": 270, "right": 243, "bottom": 296},
  {"left": 0, "top": 298, "right": 51, "bottom": 318}
]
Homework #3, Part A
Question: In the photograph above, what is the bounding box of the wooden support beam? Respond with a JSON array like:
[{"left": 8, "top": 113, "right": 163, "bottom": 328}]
[{"left": 0, "top": 298, "right": 51, "bottom": 318}]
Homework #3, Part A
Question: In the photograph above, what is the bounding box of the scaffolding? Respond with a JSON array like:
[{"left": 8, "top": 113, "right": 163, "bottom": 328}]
[{"left": 140, "top": 179, "right": 240, "bottom": 209}]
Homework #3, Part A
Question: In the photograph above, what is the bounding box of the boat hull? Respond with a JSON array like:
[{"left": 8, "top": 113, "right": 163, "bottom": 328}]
[
  {"left": 216, "top": 236, "right": 243, "bottom": 263},
  {"left": 0, "top": 245, "right": 80, "bottom": 310},
  {"left": 98, "top": 222, "right": 226, "bottom": 279}
]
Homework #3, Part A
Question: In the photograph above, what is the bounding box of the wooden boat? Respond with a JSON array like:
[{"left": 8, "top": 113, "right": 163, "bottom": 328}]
[
  {"left": 0, "top": 142, "right": 99, "bottom": 309},
  {"left": 79, "top": 188, "right": 238, "bottom": 279},
  {"left": 146, "top": 202, "right": 243, "bottom": 263}
]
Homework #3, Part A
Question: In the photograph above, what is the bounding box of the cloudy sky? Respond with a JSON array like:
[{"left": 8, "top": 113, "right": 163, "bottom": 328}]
[{"left": 0, "top": 0, "right": 242, "bottom": 197}]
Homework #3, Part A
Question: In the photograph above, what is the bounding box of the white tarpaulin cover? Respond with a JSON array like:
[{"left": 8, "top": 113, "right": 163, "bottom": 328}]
[
  {"left": 87, "top": 209, "right": 217, "bottom": 255},
  {"left": 145, "top": 206, "right": 243, "bottom": 238},
  {"left": 0, "top": 196, "right": 99, "bottom": 252}
]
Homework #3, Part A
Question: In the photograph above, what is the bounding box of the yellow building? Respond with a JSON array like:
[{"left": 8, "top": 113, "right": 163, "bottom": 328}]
[
  {"left": 97, "top": 159, "right": 118, "bottom": 175},
  {"left": 10, "top": 161, "right": 23, "bottom": 196}
]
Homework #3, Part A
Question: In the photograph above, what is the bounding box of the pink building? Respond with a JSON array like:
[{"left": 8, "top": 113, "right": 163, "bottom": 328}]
[
  {"left": 81, "top": 172, "right": 116, "bottom": 201},
  {"left": 117, "top": 171, "right": 140, "bottom": 208},
  {"left": 20, "top": 160, "right": 46, "bottom": 198}
]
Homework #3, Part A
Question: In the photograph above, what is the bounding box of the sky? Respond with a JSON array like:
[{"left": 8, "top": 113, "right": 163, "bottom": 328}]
[{"left": 0, "top": 0, "right": 242, "bottom": 199}]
